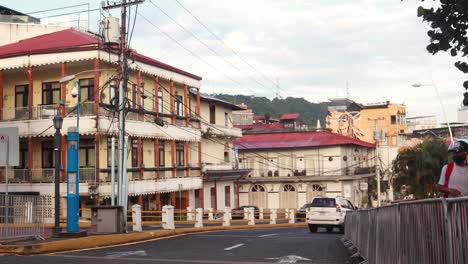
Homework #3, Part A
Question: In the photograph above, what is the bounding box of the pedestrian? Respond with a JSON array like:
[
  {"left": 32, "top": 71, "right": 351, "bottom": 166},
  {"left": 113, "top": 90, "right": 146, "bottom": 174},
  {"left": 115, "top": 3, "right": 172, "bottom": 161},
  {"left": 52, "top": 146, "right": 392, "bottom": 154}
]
[{"left": 438, "top": 139, "right": 468, "bottom": 198}]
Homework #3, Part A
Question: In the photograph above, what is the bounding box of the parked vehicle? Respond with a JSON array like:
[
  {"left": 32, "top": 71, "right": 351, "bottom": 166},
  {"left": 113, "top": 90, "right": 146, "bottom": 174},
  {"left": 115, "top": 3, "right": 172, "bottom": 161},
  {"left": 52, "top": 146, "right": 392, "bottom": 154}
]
[
  {"left": 307, "top": 196, "right": 356, "bottom": 233},
  {"left": 295, "top": 202, "right": 313, "bottom": 221},
  {"left": 231, "top": 205, "right": 260, "bottom": 219}
]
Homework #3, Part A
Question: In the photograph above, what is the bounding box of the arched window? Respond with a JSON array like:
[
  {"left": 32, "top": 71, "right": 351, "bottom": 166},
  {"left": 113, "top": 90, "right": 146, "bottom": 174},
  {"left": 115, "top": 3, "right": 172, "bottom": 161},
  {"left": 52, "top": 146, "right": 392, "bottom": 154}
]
[
  {"left": 283, "top": 184, "right": 295, "bottom": 192},
  {"left": 251, "top": 185, "right": 265, "bottom": 192},
  {"left": 312, "top": 184, "right": 323, "bottom": 192}
]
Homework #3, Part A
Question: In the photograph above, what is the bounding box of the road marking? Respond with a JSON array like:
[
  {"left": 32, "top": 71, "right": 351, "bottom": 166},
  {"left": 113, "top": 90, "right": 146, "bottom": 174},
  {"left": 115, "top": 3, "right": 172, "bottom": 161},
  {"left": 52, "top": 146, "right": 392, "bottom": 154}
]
[
  {"left": 224, "top": 243, "right": 244, "bottom": 251},
  {"left": 266, "top": 255, "right": 312, "bottom": 263},
  {"left": 105, "top": 250, "right": 147, "bottom": 258},
  {"left": 259, "top": 233, "right": 277, "bottom": 237}
]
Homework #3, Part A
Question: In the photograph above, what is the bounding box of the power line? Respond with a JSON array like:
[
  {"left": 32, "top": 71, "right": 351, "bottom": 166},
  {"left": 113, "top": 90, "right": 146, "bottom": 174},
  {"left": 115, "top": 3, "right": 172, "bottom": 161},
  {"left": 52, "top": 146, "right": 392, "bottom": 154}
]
[
  {"left": 173, "top": 0, "right": 285, "bottom": 94},
  {"left": 27, "top": 3, "right": 91, "bottom": 14},
  {"left": 38, "top": 8, "right": 100, "bottom": 19},
  {"left": 148, "top": 0, "right": 268, "bottom": 94}
]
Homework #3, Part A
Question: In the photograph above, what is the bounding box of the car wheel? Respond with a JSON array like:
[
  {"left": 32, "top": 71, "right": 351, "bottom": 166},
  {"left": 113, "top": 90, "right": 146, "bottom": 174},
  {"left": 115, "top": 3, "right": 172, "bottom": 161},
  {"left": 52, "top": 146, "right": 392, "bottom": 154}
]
[
  {"left": 308, "top": 224, "right": 317, "bottom": 233},
  {"left": 339, "top": 225, "right": 345, "bottom": 234},
  {"left": 326, "top": 227, "right": 333, "bottom": 233}
]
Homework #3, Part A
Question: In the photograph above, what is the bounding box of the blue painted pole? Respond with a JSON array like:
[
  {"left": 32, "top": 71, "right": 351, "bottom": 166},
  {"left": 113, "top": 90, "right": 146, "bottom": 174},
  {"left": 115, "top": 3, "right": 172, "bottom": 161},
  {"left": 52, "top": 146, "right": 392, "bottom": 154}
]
[{"left": 66, "top": 128, "right": 79, "bottom": 232}]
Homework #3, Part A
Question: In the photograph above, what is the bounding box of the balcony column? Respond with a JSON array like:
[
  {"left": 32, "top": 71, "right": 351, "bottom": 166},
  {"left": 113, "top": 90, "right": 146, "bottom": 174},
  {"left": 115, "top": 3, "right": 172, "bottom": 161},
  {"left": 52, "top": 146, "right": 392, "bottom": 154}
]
[
  {"left": 196, "top": 88, "right": 201, "bottom": 129},
  {"left": 214, "top": 180, "right": 218, "bottom": 211},
  {"left": 136, "top": 70, "right": 142, "bottom": 121},
  {"left": 154, "top": 76, "right": 159, "bottom": 114},
  {"left": 185, "top": 142, "right": 190, "bottom": 177},
  {"left": 171, "top": 192, "right": 176, "bottom": 206},
  {"left": 27, "top": 66, "right": 33, "bottom": 119},
  {"left": 171, "top": 140, "right": 176, "bottom": 177},
  {"left": 154, "top": 138, "right": 160, "bottom": 178},
  {"left": 155, "top": 193, "right": 161, "bottom": 210},
  {"left": 60, "top": 63, "right": 66, "bottom": 117},
  {"left": 184, "top": 85, "right": 189, "bottom": 126},
  {"left": 93, "top": 58, "right": 100, "bottom": 119},
  {"left": 0, "top": 70, "right": 3, "bottom": 120},
  {"left": 137, "top": 137, "right": 143, "bottom": 180},
  {"left": 169, "top": 80, "right": 175, "bottom": 125},
  {"left": 95, "top": 133, "right": 100, "bottom": 184},
  {"left": 198, "top": 189, "right": 204, "bottom": 209},
  {"left": 28, "top": 137, "right": 33, "bottom": 182}
]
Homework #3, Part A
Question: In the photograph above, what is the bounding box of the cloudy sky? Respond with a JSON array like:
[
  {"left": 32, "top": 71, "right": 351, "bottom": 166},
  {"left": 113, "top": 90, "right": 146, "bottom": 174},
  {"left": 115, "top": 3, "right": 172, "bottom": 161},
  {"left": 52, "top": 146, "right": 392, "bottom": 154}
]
[{"left": 2, "top": 0, "right": 465, "bottom": 123}]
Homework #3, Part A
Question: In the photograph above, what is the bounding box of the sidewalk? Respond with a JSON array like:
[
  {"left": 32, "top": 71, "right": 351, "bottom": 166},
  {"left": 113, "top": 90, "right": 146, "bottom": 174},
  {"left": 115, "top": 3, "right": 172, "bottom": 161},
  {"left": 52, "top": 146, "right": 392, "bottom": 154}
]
[{"left": 0, "top": 223, "right": 306, "bottom": 255}]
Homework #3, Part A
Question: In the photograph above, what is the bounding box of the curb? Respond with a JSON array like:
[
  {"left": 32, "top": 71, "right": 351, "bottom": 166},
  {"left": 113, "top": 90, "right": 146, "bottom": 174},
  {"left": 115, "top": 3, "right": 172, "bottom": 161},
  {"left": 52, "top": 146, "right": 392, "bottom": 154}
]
[{"left": 0, "top": 223, "right": 306, "bottom": 255}]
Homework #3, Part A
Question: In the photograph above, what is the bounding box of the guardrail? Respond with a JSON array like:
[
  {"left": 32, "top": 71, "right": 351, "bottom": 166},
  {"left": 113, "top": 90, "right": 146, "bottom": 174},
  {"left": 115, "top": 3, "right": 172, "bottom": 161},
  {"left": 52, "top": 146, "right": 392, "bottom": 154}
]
[
  {"left": 0, "top": 195, "right": 51, "bottom": 241},
  {"left": 344, "top": 197, "right": 468, "bottom": 264}
]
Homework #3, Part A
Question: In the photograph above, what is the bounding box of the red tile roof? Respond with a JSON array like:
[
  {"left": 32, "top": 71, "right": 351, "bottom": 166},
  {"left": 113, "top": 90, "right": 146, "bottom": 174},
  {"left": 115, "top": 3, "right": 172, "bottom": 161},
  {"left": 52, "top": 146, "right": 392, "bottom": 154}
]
[
  {"left": 0, "top": 28, "right": 202, "bottom": 80},
  {"left": 235, "top": 123, "right": 285, "bottom": 130},
  {"left": 253, "top": 115, "right": 265, "bottom": 121},
  {"left": 280, "top": 113, "right": 300, "bottom": 120},
  {"left": 234, "top": 131, "right": 375, "bottom": 150}
]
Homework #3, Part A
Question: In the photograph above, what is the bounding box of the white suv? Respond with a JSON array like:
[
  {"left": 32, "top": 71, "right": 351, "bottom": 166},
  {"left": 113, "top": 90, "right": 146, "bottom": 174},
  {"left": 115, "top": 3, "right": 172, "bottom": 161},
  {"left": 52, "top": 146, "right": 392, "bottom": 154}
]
[{"left": 306, "top": 196, "right": 356, "bottom": 233}]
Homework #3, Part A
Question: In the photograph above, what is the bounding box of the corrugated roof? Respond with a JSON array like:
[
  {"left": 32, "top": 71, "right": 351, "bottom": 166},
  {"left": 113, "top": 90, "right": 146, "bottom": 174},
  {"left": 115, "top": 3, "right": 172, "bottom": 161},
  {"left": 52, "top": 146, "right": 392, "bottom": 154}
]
[
  {"left": 280, "top": 113, "right": 299, "bottom": 120},
  {"left": 0, "top": 28, "right": 202, "bottom": 80},
  {"left": 234, "top": 131, "right": 375, "bottom": 150}
]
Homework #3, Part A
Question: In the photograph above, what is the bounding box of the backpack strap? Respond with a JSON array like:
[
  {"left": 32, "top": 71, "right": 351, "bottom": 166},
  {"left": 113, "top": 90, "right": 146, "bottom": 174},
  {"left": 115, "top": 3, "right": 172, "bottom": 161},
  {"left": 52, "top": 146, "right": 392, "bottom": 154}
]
[{"left": 443, "top": 163, "right": 455, "bottom": 198}]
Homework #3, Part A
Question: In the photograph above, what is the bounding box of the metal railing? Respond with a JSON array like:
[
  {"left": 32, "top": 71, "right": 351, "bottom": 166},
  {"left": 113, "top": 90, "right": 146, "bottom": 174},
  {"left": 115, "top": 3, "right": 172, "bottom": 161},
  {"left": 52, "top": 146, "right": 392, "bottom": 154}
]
[
  {"left": 0, "top": 102, "right": 96, "bottom": 121},
  {"left": 0, "top": 195, "right": 52, "bottom": 241},
  {"left": 344, "top": 197, "right": 468, "bottom": 264}
]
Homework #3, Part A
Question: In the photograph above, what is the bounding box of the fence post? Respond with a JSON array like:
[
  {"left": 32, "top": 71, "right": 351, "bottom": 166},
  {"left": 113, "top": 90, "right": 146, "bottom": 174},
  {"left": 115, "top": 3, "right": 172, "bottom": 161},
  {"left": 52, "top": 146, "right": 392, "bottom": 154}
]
[
  {"left": 223, "top": 207, "right": 231, "bottom": 227},
  {"left": 270, "top": 208, "right": 277, "bottom": 224},
  {"left": 288, "top": 208, "right": 295, "bottom": 224},
  {"left": 442, "top": 199, "right": 453, "bottom": 264},
  {"left": 247, "top": 207, "right": 255, "bottom": 225},
  {"left": 26, "top": 201, "right": 33, "bottom": 224},
  {"left": 208, "top": 208, "right": 214, "bottom": 220},
  {"left": 186, "top": 207, "right": 194, "bottom": 221},
  {"left": 259, "top": 207, "right": 264, "bottom": 220},
  {"left": 243, "top": 207, "right": 249, "bottom": 220},
  {"left": 195, "top": 208, "right": 203, "bottom": 228},
  {"left": 132, "top": 204, "right": 142, "bottom": 232},
  {"left": 162, "top": 205, "right": 175, "bottom": 230}
]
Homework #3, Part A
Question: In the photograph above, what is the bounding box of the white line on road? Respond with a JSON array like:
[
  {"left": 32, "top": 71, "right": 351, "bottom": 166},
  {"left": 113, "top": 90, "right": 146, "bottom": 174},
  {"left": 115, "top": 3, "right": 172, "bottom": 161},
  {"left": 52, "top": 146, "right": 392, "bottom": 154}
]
[
  {"left": 224, "top": 243, "right": 244, "bottom": 251},
  {"left": 259, "top": 233, "right": 278, "bottom": 237}
]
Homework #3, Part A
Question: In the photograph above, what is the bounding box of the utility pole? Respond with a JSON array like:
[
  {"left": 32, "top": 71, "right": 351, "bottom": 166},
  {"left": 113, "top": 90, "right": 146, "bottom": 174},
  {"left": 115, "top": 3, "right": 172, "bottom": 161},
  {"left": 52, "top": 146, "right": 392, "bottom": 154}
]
[
  {"left": 102, "top": 0, "right": 144, "bottom": 230},
  {"left": 370, "top": 117, "right": 384, "bottom": 207}
]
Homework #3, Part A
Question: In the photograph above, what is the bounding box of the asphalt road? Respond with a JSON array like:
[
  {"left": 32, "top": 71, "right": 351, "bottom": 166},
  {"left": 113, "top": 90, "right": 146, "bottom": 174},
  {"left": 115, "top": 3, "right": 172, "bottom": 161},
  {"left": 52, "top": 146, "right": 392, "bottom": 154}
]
[{"left": 2, "top": 227, "right": 351, "bottom": 264}]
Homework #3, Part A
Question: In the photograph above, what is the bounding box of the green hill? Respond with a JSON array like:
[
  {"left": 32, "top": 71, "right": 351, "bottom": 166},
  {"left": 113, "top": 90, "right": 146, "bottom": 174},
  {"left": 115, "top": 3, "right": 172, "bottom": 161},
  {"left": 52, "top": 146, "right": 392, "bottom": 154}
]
[{"left": 212, "top": 94, "right": 329, "bottom": 127}]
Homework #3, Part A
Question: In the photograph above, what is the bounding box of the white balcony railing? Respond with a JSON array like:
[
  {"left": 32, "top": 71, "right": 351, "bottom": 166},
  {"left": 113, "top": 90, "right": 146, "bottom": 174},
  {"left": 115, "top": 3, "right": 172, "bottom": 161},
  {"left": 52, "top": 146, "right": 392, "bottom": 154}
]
[{"left": 1, "top": 102, "right": 96, "bottom": 121}]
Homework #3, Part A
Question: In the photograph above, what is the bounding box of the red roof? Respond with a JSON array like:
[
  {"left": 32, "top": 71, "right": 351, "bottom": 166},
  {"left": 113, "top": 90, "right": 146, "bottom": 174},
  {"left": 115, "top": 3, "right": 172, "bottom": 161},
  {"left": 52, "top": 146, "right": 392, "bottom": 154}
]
[
  {"left": 234, "top": 131, "right": 375, "bottom": 150},
  {"left": 280, "top": 113, "right": 300, "bottom": 120},
  {"left": 253, "top": 115, "right": 265, "bottom": 121},
  {"left": 0, "top": 29, "right": 202, "bottom": 80},
  {"left": 235, "top": 123, "right": 285, "bottom": 130}
]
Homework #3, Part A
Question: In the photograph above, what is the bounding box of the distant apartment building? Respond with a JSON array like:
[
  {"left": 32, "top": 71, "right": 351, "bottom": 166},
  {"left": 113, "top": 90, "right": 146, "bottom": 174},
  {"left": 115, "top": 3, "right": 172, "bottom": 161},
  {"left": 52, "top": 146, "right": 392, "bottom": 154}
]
[
  {"left": 232, "top": 103, "right": 253, "bottom": 126},
  {"left": 406, "top": 115, "right": 437, "bottom": 133},
  {"left": 235, "top": 131, "right": 376, "bottom": 208}
]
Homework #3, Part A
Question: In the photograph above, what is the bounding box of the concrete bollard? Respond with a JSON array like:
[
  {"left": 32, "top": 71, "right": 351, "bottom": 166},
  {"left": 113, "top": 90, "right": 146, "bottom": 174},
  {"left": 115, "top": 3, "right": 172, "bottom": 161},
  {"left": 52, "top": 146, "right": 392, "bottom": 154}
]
[
  {"left": 270, "top": 208, "right": 277, "bottom": 224},
  {"left": 243, "top": 207, "right": 249, "bottom": 219},
  {"left": 259, "top": 207, "right": 264, "bottom": 220},
  {"left": 187, "top": 207, "right": 195, "bottom": 221},
  {"left": 223, "top": 207, "right": 231, "bottom": 226},
  {"left": 195, "top": 208, "right": 204, "bottom": 228},
  {"left": 208, "top": 208, "right": 214, "bottom": 220},
  {"left": 288, "top": 208, "right": 296, "bottom": 224},
  {"left": 132, "top": 204, "right": 142, "bottom": 232},
  {"left": 247, "top": 207, "right": 255, "bottom": 225},
  {"left": 162, "top": 205, "right": 175, "bottom": 230}
]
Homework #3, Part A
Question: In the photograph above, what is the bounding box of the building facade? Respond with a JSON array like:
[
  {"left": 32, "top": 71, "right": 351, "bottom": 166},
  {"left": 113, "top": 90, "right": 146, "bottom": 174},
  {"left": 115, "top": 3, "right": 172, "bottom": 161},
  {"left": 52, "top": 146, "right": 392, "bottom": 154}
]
[
  {"left": 235, "top": 131, "right": 376, "bottom": 209},
  {"left": 0, "top": 29, "right": 208, "bottom": 215}
]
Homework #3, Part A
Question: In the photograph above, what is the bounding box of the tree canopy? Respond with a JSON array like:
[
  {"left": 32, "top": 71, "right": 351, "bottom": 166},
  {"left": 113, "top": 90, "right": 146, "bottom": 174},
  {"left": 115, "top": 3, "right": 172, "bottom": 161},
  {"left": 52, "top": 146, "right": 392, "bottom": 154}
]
[
  {"left": 392, "top": 137, "right": 448, "bottom": 199},
  {"left": 418, "top": 0, "right": 468, "bottom": 105}
]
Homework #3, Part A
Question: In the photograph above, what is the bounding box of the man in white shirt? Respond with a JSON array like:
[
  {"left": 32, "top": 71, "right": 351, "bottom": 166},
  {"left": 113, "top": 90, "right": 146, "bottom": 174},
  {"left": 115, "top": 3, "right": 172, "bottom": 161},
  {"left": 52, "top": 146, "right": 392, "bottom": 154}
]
[{"left": 438, "top": 140, "right": 468, "bottom": 197}]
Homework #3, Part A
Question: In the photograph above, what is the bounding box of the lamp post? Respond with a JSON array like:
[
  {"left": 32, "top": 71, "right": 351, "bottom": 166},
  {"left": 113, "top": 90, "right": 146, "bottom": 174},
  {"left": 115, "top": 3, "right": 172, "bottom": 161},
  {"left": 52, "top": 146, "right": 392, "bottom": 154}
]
[
  {"left": 52, "top": 113, "right": 63, "bottom": 238},
  {"left": 412, "top": 82, "right": 454, "bottom": 143}
]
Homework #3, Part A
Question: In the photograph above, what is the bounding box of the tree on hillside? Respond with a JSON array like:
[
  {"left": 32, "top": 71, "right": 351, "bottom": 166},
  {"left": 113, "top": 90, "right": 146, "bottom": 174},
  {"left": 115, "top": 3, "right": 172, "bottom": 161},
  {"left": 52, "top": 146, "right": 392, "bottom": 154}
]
[
  {"left": 417, "top": 1, "right": 468, "bottom": 105},
  {"left": 392, "top": 137, "right": 448, "bottom": 199}
]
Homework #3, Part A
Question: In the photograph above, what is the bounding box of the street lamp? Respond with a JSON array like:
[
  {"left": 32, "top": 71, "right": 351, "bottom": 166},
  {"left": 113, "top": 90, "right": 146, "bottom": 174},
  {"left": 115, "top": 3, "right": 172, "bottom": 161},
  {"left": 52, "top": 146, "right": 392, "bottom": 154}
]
[
  {"left": 411, "top": 82, "right": 454, "bottom": 143},
  {"left": 52, "top": 113, "right": 63, "bottom": 238}
]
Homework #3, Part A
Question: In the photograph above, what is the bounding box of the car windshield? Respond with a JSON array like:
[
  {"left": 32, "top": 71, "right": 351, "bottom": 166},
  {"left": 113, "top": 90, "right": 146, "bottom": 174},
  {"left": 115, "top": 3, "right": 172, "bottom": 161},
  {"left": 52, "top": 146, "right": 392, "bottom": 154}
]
[{"left": 311, "top": 198, "right": 336, "bottom": 208}]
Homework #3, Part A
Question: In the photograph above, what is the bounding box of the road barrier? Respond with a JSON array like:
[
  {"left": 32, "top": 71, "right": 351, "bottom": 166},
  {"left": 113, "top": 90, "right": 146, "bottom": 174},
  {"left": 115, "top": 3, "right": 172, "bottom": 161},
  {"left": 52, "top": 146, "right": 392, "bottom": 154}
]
[
  {"left": 344, "top": 197, "right": 468, "bottom": 264},
  {"left": 0, "top": 195, "right": 51, "bottom": 241}
]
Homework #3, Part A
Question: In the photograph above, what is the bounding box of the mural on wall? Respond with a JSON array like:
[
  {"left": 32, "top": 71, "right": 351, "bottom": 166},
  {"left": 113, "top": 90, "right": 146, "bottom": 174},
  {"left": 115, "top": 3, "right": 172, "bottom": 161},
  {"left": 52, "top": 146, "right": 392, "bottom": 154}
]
[{"left": 326, "top": 111, "right": 364, "bottom": 140}]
